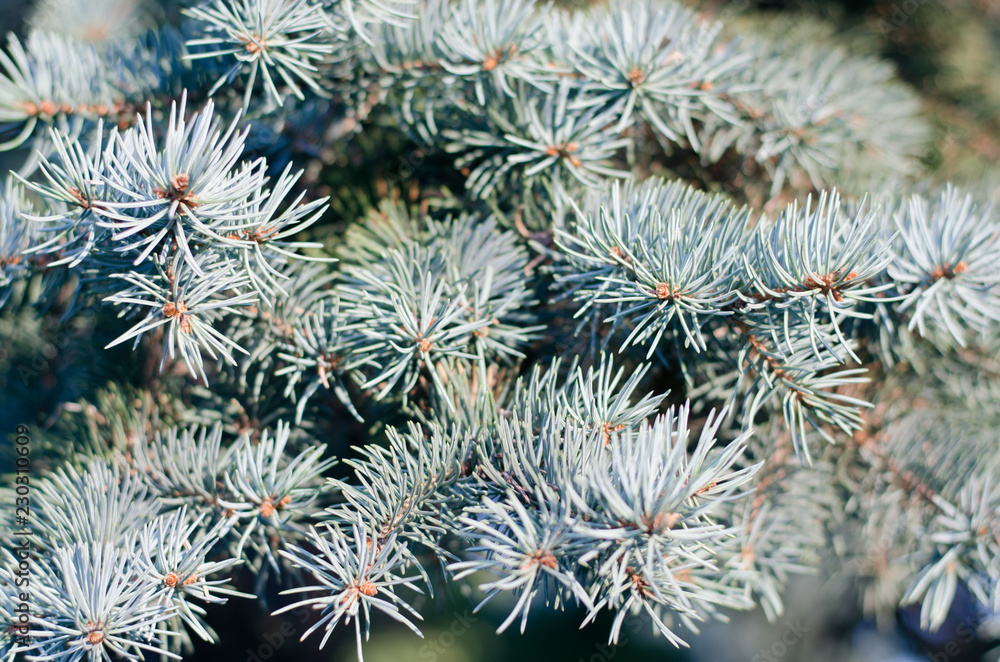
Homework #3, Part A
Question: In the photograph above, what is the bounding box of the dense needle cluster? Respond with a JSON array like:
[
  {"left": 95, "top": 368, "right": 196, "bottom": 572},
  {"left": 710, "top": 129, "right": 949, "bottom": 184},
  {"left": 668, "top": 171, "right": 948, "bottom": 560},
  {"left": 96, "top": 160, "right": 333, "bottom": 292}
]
[{"left": 0, "top": 0, "right": 998, "bottom": 661}]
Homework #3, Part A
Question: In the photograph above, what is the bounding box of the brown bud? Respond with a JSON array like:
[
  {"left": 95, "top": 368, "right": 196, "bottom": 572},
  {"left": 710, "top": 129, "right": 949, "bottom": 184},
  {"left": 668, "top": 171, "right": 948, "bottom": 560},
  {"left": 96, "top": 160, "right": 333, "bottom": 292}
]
[
  {"left": 645, "top": 511, "right": 681, "bottom": 532},
  {"left": 171, "top": 173, "right": 190, "bottom": 194},
  {"left": 68, "top": 187, "right": 89, "bottom": 208},
  {"left": 259, "top": 498, "right": 275, "bottom": 518},
  {"left": 654, "top": 282, "right": 679, "bottom": 299},
  {"left": 664, "top": 50, "right": 684, "bottom": 65}
]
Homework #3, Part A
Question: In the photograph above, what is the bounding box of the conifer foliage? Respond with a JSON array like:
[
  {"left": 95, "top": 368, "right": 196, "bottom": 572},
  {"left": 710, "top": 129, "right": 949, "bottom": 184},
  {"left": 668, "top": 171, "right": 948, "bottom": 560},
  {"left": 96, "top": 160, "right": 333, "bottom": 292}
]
[{"left": 0, "top": 0, "right": 998, "bottom": 660}]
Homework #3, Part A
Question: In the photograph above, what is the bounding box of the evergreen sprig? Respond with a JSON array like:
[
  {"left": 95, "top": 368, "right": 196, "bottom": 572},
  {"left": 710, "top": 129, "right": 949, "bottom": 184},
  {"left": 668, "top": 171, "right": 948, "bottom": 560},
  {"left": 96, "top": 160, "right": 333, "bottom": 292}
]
[{"left": 1, "top": 1, "right": 998, "bottom": 661}]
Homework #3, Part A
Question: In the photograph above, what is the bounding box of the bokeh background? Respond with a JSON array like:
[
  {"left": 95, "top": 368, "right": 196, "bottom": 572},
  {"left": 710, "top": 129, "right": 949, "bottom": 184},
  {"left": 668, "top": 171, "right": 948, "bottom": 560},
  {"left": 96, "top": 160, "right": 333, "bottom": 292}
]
[{"left": 2, "top": 0, "right": 999, "bottom": 660}]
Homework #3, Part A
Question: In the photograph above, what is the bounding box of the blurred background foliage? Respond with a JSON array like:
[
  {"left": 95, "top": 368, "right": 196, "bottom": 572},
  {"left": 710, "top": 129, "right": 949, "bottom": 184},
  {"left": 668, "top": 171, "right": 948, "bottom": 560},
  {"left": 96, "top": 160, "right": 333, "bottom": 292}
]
[
  {"left": 713, "top": 0, "right": 1000, "bottom": 193},
  {"left": 0, "top": 0, "right": 998, "bottom": 661}
]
